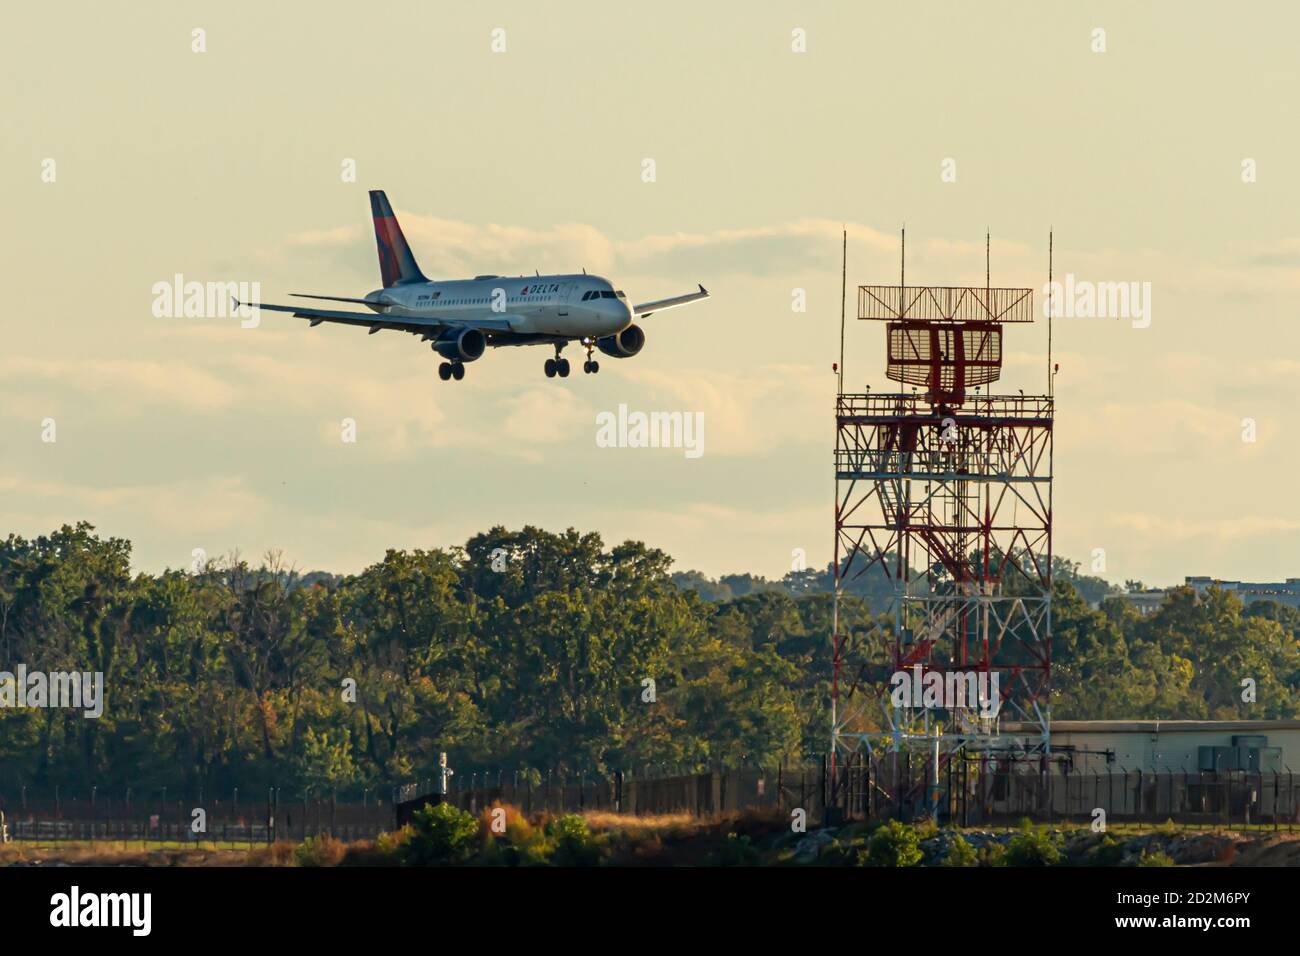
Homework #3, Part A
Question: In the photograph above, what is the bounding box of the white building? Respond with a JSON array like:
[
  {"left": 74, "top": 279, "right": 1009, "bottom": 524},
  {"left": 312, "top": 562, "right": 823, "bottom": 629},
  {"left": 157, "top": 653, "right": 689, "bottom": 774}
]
[{"left": 1004, "top": 719, "right": 1300, "bottom": 773}]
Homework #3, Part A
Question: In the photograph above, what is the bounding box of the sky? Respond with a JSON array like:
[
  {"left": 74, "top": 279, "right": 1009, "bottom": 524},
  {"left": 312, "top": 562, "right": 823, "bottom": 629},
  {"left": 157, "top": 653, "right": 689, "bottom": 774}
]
[{"left": 3, "top": 1, "right": 1299, "bottom": 588}]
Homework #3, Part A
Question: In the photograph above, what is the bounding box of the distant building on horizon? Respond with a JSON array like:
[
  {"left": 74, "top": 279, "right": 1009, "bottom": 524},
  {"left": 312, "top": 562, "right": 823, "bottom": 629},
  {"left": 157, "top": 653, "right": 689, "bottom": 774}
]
[
  {"left": 1184, "top": 576, "right": 1300, "bottom": 609},
  {"left": 1123, "top": 588, "right": 1169, "bottom": 616},
  {"left": 1119, "top": 576, "right": 1300, "bottom": 616}
]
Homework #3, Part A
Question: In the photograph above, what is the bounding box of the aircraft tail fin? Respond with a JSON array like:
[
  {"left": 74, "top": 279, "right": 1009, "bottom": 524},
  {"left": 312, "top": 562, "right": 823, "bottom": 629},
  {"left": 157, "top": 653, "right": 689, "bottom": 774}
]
[{"left": 369, "top": 190, "right": 429, "bottom": 288}]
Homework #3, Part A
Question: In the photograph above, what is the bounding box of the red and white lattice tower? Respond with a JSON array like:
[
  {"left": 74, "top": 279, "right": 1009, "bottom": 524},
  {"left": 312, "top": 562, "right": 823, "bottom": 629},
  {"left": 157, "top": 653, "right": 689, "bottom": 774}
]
[{"left": 831, "top": 252, "right": 1055, "bottom": 805}]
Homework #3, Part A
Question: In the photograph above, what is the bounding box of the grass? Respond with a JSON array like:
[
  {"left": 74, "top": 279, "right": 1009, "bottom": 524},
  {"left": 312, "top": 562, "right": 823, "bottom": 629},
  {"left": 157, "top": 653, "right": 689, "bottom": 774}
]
[{"left": 3, "top": 811, "right": 1297, "bottom": 867}]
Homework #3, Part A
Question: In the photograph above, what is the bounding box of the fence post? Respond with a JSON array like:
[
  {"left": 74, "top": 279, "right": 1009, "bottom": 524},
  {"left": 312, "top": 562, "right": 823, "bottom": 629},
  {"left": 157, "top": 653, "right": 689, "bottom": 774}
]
[
  {"left": 1273, "top": 771, "right": 1279, "bottom": 832},
  {"left": 1136, "top": 769, "right": 1144, "bottom": 827},
  {"left": 1223, "top": 770, "right": 1229, "bottom": 831},
  {"left": 1040, "top": 756, "right": 1047, "bottom": 825}
]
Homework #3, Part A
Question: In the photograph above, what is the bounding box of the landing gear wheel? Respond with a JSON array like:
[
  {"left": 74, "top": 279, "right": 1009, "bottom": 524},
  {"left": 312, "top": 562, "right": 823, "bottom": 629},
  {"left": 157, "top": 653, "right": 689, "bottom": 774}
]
[
  {"left": 583, "top": 360, "right": 592, "bottom": 374},
  {"left": 557, "top": 358, "right": 571, "bottom": 378},
  {"left": 438, "top": 362, "right": 452, "bottom": 381},
  {"left": 451, "top": 363, "right": 465, "bottom": 381},
  {"left": 545, "top": 358, "right": 557, "bottom": 378},
  {"left": 590, "top": 360, "right": 599, "bottom": 374}
]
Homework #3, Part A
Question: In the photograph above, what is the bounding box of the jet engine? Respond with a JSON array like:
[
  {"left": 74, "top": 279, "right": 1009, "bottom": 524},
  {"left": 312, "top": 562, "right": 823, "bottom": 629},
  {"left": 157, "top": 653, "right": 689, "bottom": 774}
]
[
  {"left": 596, "top": 324, "right": 645, "bottom": 358},
  {"left": 433, "top": 328, "right": 487, "bottom": 362}
]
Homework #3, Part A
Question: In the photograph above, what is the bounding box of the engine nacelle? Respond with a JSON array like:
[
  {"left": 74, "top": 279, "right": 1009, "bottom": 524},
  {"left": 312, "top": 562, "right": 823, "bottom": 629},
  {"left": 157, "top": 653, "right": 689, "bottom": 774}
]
[
  {"left": 596, "top": 324, "right": 645, "bottom": 358},
  {"left": 433, "top": 327, "right": 486, "bottom": 362}
]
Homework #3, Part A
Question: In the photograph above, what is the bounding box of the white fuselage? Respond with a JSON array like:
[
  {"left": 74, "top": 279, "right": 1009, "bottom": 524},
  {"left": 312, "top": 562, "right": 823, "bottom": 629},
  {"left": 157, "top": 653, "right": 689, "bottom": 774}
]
[{"left": 363, "top": 273, "right": 632, "bottom": 338}]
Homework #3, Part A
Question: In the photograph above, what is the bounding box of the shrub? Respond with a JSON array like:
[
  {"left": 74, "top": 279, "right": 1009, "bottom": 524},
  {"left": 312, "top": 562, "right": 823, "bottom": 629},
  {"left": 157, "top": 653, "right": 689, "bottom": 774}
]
[
  {"left": 402, "top": 802, "right": 480, "bottom": 866},
  {"left": 246, "top": 840, "right": 296, "bottom": 867},
  {"left": 374, "top": 827, "right": 409, "bottom": 859},
  {"left": 1086, "top": 833, "right": 1126, "bottom": 867},
  {"left": 478, "top": 802, "right": 525, "bottom": 842},
  {"left": 913, "top": 818, "right": 939, "bottom": 841},
  {"left": 1135, "top": 849, "right": 1175, "bottom": 867},
  {"left": 981, "top": 843, "right": 1007, "bottom": 867},
  {"left": 713, "top": 832, "right": 760, "bottom": 867},
  {"left": 942, "top": 834, "right": 978, "bottom": 867},
  {"left": 484, "top": 814, "right": 551, "bottom": 867},
  {"left": 859, "top": 820, "right": 922, "bottom": 867},
  {"left": 1004, "top": 821, "right": 1061, "bottom": 867},
  {"left": 544, "top": 814, "right": 602, "bottom": 867},
  {"left": 294, "top": 835, "right": 347, "bottom": 867}
]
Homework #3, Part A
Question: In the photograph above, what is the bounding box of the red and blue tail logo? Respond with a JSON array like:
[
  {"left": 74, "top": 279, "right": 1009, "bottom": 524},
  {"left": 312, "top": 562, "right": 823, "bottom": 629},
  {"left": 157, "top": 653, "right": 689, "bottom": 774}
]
[{"left": 369, "top": 190, "right": 428, "bottom": 288}]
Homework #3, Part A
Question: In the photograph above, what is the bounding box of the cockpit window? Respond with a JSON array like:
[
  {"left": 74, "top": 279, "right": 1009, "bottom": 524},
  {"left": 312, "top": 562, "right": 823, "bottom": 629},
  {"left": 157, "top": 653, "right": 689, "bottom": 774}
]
[{"left": 615, "top": 291, "right": 627, "bottom": 299}]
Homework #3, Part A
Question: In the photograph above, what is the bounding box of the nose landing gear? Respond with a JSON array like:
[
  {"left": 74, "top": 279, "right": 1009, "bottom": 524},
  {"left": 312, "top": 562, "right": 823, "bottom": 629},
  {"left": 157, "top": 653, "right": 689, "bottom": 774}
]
[{"left": 581, "top": 339, "right": 600, "bottom": 374}]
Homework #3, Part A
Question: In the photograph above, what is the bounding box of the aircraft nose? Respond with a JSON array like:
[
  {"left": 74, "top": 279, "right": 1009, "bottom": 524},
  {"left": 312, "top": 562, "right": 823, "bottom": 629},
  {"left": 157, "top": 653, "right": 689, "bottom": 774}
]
[{"left": 601, "top": 297, "right": 631, "bottom": 329}]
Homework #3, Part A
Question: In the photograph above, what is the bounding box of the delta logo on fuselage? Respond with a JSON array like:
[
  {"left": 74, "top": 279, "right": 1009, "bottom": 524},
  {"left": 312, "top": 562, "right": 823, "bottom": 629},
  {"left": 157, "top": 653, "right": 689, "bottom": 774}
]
[{"left": 519, "top": 283, "right": 561, "bottom": 295}]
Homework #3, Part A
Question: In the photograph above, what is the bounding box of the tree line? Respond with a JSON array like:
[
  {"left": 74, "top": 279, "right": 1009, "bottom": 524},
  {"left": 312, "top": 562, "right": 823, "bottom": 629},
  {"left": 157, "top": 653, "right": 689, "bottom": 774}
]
[{"left": 0, "top": 523, "right": 1296, "bottom": 799}]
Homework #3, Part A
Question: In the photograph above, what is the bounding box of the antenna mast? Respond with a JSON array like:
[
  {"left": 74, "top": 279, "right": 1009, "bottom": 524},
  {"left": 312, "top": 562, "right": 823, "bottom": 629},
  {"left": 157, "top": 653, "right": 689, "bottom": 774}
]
[
  {"left": 838, "top": 227, "right": 846, "bottom": 395},
  {"left": 1048, "top": 230, "right": 1054, "bottom": 397}
]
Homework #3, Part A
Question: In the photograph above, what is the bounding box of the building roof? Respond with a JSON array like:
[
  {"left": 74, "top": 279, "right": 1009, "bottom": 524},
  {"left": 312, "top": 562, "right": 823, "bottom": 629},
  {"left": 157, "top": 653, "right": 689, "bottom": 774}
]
[{"left": 1002, "top": 719, "right": 1300, "bottom": 734}]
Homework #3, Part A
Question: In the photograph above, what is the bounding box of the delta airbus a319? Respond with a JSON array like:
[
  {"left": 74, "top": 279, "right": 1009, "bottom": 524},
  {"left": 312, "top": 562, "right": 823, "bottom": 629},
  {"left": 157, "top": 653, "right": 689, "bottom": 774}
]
[{"left": 242, "top": 190, "right": 711, "bottom": 381}]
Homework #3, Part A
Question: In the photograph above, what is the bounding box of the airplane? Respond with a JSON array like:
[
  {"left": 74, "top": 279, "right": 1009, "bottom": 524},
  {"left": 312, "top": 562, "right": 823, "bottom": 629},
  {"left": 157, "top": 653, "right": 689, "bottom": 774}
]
[{"left": 242, "top": 190, "right": 711, "bottom": 382}]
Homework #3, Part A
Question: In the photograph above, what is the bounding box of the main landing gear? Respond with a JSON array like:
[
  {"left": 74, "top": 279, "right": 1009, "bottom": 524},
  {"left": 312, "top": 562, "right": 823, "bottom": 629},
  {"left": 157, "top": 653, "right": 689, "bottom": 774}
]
[
  {"left": 545, "top": 343, "right": 571, "bottom": 379},
  {"left": 438, "top": 362, "right": 466, "bottom": 381},
  {"left": 545, "top": 342, "right": 599, "bottom": 379}
]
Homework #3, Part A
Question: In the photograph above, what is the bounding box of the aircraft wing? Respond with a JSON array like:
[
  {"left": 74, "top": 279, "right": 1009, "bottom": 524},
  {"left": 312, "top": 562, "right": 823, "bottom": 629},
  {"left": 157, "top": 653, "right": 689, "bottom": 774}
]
[
  {"left": 633, "top": 284, "right": 710, "bottom": 317},
  {"left": 238, "top": 299, "right": 517, "bottom": 334}
]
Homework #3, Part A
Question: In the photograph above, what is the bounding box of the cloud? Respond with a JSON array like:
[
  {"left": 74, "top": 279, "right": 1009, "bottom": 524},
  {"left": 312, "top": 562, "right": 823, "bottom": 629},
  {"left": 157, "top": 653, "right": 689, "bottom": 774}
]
[
  {"left": 1244, "top": 238, "right": 1300, "bottom": 269},
  {"left": 585, "top": 500, "right": 826, "bottom": 578},
  {"left": 616, "top": 362, "right": 829, "bottom": 456},
  {"left": 1063, "top": 399, "right": 1255, "bottom": 457},
  {"left": 288, "top": 217, "right": 617, "bottom": 279},
  {"left": 500, "top": 385, "right": 592, "bottom": 448},
  {"left": 1106, "top": 512, "right": 1300, "bottom": 543},
  {"left": 273, "top": 213, "right": 1300, "bottom": 312},
  {"left": 0, "top": 474, "right": 269, "bottom": 540},
  {"left": 0, "top": 356, "right": 238, "bottom": 412}
]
